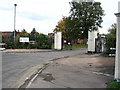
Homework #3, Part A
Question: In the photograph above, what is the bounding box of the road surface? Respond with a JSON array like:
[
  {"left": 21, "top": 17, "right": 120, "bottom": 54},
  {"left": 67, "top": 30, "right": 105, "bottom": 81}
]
[{"left": 2, "top": 49, "right": 87, "bottom": 88}]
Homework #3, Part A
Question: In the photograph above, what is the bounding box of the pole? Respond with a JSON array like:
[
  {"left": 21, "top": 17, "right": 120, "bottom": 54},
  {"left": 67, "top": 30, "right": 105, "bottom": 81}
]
[
  {"left": 14, "top": 4, "right": 17, "bottom": 43},
  {"left": 114, "top": 1, "right": 120, "bottom": 82}
]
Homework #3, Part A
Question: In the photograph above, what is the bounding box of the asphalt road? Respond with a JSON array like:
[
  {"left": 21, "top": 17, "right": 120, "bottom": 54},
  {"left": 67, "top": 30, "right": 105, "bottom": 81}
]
[{"left": 2, "top": 49, "right": 87, "bottom": 88}]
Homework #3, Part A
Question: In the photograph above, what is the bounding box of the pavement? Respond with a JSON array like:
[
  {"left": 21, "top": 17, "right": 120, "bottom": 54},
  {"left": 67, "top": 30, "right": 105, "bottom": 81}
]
[
  {"left": 2, "top": 49, "right": 52, "bottom": 53},
  {"left": 22, "top": 53, "right": 115, "bottom": 88}
]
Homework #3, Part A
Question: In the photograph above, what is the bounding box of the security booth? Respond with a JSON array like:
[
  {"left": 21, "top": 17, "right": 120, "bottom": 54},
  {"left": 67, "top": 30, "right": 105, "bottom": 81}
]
[{"left": 114, "top": 1, "right": 120, "bottom": 82}]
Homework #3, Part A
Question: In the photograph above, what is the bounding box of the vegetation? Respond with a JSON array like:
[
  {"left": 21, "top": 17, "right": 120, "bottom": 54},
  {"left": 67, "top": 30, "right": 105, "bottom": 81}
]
[
  {"left": 72, "top": 44, "right": 88, "bottom": 49},
  {"left": 2, "top": 28, "right": 52, "bottom": 49},
  {"left": 105, "top": 23, "right": 116, "bottom": 54},
  {"left": 107, "top": 81, "right": 120, "bottom": 89},
  {"left": 54, "top": 0, "right": 104, "bottom": 42},
  {"left": 36, "top": 34, "right": 52, "bottom": 49}
]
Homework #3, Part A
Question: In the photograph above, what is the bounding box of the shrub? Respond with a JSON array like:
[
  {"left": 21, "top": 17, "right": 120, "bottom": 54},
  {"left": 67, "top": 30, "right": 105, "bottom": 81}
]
[
  {"left": 107, "top": 81, "right": 120, "bottom": 89},
  {"left": 36, "top": 34, "right": 52, "bottom": 49},
  {"left": 106, "top": 34, "right": 116, "bottom": 54}
]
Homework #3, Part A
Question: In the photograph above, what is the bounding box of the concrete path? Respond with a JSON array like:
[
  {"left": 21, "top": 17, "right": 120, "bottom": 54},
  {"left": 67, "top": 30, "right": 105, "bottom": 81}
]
[
  {"left": 2, "top": 49, "right": 52, "bottom": 53},
  {"left": 26, "top": 54, "right": 115, "bottom": 88}
]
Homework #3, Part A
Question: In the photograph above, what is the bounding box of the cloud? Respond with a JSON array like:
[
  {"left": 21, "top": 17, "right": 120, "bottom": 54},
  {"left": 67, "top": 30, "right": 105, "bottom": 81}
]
[
  {"left": 0, "top": 0, "right": 119, "bottom": 34},
  {"left": 0, "top": 7, "right": 12, "bottom": 11},
  {"left": 18, "top": 12, "right": 54, "bottom": 21}
]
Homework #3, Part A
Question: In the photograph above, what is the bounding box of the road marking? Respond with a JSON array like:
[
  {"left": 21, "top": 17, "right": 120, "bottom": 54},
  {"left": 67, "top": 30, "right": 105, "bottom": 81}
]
[
  {"left": 93, "top": 72, "right": 113, "bottom": 77},
  {"left": 26, "top": 64, "right": 49, "bottom": 88},
  {"left": 11, "top": 64, "right": 44, "bottom": 88}
]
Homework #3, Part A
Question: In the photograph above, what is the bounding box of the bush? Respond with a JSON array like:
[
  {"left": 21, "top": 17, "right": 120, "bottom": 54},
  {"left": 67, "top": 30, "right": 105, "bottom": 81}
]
[
  {"left": 106, "top": 34, "right": 116, "bottom": 54},
  {"left": 36, "top": 34, "right": 52, "bottom": 49},
  {"left": 107, "top": 81, "right": 120, "bottom": 89}
]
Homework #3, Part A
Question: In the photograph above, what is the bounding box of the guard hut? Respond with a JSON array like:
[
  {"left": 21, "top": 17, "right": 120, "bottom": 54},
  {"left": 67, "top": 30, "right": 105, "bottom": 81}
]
[
  {"left": 54, "top": 32, "right": 62, "bottom": 50},
  {"left": 88, "top": 31, "right": 98, "bottom": 53},
  {"left": 114, "top": 1, "right": 120, "bottom": 82}
]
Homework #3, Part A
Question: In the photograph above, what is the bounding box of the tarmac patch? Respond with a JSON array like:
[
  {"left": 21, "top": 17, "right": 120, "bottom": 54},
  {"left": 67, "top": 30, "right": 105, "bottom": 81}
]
[{"left": 40, "top": 73, "right": 55, "bottom": 82}]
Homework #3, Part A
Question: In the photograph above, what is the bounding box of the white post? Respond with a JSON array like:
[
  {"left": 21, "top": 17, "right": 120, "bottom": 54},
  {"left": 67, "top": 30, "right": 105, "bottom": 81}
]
[
  {"left": 88, "top": 31, "right": 98, "bottom": 53},
  {"left": 54, "top": 32, "right": 62, "bottom": 50},
  {"left": 114, "top": 1, "right": 120, "bottom": 81},
  {"left": 0, "top": 32, "right": 2, "bottom": 89}
]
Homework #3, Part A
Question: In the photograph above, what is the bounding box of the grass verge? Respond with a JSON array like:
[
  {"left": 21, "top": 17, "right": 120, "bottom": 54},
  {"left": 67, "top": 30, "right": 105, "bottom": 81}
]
[
  {"left": 107, "top": 81, "right": 120, "bottom": 89},
  {"left": 72, "top": 44, "right": 88, "bottom": 49}
]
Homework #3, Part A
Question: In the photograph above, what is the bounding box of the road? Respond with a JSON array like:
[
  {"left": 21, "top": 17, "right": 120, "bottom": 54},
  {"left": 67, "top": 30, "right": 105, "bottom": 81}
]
[{"left": 2, "top": 49, "right": 87, "bottom": 88}]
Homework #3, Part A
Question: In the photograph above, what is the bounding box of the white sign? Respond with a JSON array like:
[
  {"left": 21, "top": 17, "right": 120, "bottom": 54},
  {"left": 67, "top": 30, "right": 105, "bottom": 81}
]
[{"left": 20, "top": 37, "right": 29, "bottom": 42}]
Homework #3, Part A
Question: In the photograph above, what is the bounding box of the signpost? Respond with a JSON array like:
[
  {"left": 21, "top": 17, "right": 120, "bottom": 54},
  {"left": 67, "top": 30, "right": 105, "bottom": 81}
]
[{"left": 114, "top": 1, "right": 120, "bottom": 82}]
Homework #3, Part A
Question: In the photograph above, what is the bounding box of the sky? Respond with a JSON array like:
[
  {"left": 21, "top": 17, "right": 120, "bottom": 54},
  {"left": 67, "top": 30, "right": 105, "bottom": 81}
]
[{"left": 0, "top": 0, "right": 119, "bottom": 35}]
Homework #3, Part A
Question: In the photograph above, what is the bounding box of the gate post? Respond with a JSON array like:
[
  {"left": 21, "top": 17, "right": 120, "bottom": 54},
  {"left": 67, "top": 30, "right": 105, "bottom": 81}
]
[
  {"left": 88, "top": 31, "right": 98, "bottom": 53},
  {"left": 54, "top": 32, "right": 62, "bottom": 50},
  {"left": 114, "top": 1, "right": 120, "bottom": 81}
]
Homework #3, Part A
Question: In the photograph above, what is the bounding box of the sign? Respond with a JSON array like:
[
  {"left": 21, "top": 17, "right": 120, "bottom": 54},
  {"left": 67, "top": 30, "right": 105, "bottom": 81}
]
[{"left": 19, "top": 37, "right": 29, "bottom": 42}]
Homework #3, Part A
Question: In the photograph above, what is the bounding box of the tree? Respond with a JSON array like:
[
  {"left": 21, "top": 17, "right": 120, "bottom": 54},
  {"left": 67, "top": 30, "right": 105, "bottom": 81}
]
[
  {"left": 2, "top": 33, "right": 14, "bottom": 49},
  {"left": 106, "top": 23, "right": 116, "bottom": 54},
  {"left": 36, "top": 34, "right": 51, "bottom": 49},
  {"left": 15, "top": 29, "right": 29, "bottom": 49},
  {"left": 19, "top": 29, "right": 29, "bottom": 37},
  {"left": 108, "top": 23, "right": 116, "bottom": 35},
  {"left": 30, "top": 28, "right": 39, "bottom": 41},
  {"left": 53, "top": 0, "right": 104, "bottom": 41},
  {"left": 69, "top": 0, "right": 104, "bottom": 39}
]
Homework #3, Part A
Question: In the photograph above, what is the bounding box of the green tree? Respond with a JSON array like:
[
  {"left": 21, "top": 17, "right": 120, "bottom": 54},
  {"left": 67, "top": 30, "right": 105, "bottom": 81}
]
[
  {"left": 106, "top": 23, "right": 116, "bottom": 54},
  {"left": 53, "top": 0, "right": 104, "bottom": 42},
  {"left": 108, "top": 23, "right": 116, "bottom": 35},
  {"left": 19, "top": 29, "right": 29, "bottom": 37},
  {"left": 2, "top": 32, "right": 14, "bottom": 49},
  {"left": 15, "top": 29, "right": 29, "bottom": 49},
  {"left": 30, "top": 28, "right": 39, "bottom": 41},
  {"left": 69, "top": 0, "right": 104, "bottom": 39},
  {"left": 36, "top": 34, "right": 51, "bottom": 49}
]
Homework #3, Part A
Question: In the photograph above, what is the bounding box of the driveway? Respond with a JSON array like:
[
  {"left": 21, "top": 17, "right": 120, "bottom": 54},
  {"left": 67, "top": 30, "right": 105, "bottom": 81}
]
[{"left": 27, "top": 54, "right": 115, "bottom": 88}]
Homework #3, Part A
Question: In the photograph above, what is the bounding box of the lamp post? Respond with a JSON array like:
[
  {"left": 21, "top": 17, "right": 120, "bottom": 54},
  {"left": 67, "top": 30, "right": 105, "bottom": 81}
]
[{"left": 14, "top": 4, "right": 17, "bottom": 43}]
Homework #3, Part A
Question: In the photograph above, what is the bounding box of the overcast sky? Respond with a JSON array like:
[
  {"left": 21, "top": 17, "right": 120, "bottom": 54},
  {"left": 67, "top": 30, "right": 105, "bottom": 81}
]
[{"left": 0, "top": 0, "right": 119, "bottom": 35}]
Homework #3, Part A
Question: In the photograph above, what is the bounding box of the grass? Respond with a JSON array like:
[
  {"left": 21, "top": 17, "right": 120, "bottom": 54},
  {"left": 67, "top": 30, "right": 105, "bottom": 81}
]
[
  {"left": 52, "top": 44, "right": 88, "bottom": 50},
  {"left": 107, "top": 81, "right": 120, "bottom": 89},
  {"left": 72, "top": 44, "right": 88, "bottom": 49}
]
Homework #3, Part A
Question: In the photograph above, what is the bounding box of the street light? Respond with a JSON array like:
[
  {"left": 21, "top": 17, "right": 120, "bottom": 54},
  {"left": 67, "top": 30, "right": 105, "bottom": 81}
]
[{"left": 14, "top": 4, "right": 17, "bottom": 43}]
